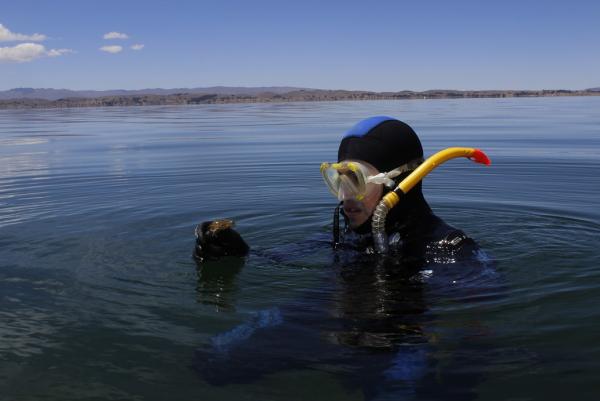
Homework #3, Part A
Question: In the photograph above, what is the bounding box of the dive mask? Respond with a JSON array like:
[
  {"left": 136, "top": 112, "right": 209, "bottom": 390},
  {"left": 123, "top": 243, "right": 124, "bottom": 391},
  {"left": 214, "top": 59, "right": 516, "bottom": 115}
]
[{"left": 320, "top": 158, "right": 424, "bottom": 201}]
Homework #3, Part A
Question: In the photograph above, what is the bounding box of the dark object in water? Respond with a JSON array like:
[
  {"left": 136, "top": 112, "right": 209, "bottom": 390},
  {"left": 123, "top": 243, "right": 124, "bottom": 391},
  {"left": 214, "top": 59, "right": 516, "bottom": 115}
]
[{"left": 193, "top": 219, "right": 250, "bottom": 262}]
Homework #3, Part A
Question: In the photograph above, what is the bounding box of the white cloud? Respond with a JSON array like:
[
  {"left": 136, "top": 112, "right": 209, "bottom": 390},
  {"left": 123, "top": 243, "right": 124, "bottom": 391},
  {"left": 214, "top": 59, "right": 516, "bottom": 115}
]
[
  {"left": 103, "top": 31, "right": 128, "bottom": 40},
  {"left": 0, "top": 43, "right": 72, "bottom": 63},
  {"left": 0, "top": 23, "right": 46, "bottom": 42},
  {"left": 100, "top": 45, "right": 123, "bottom": 54},
  {"left": 47, "top": 48, "right": 74, "bottom": 57},
  {"left": 130, "top": 44, "right": 144, "bottom": 50},
  {"left": 0, "top": 43, "right": 44, "bottom": 62}
]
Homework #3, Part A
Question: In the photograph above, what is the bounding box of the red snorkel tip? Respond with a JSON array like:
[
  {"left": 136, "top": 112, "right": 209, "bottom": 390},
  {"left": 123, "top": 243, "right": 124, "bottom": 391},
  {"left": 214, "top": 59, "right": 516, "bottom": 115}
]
[{"left": 469, "top": 149, "right": 491, "bottom": 166}]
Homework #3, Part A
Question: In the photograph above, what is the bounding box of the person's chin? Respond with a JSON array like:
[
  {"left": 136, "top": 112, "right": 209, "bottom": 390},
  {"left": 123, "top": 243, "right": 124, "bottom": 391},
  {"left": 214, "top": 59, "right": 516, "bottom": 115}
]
[{"left": 347, "top": 214, "right": 368, "bottom": 229}]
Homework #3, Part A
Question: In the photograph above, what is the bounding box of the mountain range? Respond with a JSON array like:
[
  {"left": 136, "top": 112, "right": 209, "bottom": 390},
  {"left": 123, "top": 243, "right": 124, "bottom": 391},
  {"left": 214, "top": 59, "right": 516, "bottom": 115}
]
[
  {"left": 2, "top": 86, "right": 599, "bottom": 101},
  {"left": 1, "top": 87, "right": 599, "bottom": 109},
  {"left": 0, "top": 86, "right": 308, "bottom": 101}
]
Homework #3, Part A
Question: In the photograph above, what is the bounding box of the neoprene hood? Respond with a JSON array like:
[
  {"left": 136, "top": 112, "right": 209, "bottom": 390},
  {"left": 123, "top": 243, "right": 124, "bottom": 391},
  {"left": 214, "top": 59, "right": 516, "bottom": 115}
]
[
  {"left": 338, "top": 116, "right": 424, "bottom": 173},
  {"left": 337, "top": 116, "right": 430, "bottom": 233}
]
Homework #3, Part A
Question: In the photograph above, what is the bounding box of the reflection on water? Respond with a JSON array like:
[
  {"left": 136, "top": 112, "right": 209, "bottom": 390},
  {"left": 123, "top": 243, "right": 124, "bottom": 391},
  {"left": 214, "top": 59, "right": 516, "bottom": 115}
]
[
  {"left": 196, "top": 257, "right": 245, "bottom": 312},
  {"left": 1, "top": 97, "right": 600, "bottom": 400}
]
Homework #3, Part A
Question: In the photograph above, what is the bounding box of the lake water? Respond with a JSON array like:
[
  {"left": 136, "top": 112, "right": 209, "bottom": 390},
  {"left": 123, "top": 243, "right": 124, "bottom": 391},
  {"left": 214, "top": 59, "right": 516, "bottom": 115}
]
[{"left": 1, "top": 97, "right": 599, "bottom": 400}]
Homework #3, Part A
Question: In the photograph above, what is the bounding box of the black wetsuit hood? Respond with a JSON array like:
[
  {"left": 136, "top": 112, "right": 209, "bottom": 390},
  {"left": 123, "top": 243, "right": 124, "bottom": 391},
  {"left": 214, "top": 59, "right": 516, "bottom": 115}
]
[{"left": 337, "top": 117, "right": 431, "bottom": 234}]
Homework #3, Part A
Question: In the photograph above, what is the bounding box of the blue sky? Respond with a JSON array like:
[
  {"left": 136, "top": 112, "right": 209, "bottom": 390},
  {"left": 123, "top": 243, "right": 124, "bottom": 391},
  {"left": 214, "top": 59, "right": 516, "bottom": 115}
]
[{"left": 1, "top": 0, "right": 599, "bottom": 91}]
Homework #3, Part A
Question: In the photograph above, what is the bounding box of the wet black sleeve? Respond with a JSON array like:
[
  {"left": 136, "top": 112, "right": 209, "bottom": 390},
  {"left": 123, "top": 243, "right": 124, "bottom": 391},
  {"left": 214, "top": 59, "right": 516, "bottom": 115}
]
[{"left": 193, "top": 221, "right": 250, "bottom": 263}]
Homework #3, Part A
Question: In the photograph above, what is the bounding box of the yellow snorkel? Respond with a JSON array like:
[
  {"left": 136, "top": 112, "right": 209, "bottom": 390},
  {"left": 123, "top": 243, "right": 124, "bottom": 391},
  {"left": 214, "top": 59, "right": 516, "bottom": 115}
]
[{"left": 371, "top": 147, "right": 491, "bottom": 254}]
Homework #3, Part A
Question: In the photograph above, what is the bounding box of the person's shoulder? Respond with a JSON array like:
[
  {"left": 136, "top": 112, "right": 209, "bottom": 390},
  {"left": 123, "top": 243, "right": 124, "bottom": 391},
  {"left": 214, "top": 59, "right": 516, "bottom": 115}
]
[
  {"left": 389, "top": 214, "right": 480, "bottom": 262},
  {"left": 439, "top": 229, "right": 477, "bottom": 250},
  {"left": 426, "top": 227, "right": 480, "bottom": 263}
]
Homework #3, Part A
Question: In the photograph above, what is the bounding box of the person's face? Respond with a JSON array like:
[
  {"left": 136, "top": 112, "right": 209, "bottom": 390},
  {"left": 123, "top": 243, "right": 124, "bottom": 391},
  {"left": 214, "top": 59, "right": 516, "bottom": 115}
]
[{"left": 342, "top": 182, "right": 383, "bottom": 229}]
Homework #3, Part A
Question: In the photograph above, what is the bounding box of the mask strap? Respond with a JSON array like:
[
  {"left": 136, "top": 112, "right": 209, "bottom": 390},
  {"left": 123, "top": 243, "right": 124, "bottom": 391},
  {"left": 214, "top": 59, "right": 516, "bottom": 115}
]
[
  {"left": 333, "top": 202, "right": 342, "bottom": 249},
  {"left": 367, "top": 158, "right": 425, "bottom": 188}
]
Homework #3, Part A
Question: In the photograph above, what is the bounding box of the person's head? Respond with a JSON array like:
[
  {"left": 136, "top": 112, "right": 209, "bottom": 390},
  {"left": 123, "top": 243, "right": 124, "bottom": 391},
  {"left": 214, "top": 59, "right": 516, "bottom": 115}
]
[{"left": 322, "top": 116, "right": 427, "bottom": 231}]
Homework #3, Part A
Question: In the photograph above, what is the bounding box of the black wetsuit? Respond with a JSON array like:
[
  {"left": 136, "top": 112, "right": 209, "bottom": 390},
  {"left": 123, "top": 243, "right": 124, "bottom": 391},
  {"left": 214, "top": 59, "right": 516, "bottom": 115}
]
[{"left": 192, "top": 206, "right": 496, "bottom": 401}]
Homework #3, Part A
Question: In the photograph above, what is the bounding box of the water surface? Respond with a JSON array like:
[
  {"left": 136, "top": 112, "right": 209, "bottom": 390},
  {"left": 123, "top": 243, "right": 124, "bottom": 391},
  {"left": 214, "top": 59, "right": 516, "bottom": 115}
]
[{"left": 1, "top": 97, "right": 599, "bottom": 400}]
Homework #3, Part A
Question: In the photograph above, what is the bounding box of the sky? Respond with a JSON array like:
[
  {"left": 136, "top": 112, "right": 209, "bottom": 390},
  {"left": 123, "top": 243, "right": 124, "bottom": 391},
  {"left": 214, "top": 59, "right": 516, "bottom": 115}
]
[{"left": 1, "top": 0, "right": 599, "bottom": 91}]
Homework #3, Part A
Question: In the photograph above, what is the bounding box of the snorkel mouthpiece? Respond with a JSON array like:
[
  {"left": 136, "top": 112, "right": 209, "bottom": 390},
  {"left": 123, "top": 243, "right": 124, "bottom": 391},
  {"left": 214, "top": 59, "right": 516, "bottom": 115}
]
[{"left": 372, "top": 147, "right": 491, "bottom": 254}]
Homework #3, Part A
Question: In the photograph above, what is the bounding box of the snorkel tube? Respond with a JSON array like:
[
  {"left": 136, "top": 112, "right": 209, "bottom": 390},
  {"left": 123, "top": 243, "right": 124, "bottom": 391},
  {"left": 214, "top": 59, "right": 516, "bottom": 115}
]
[{"left": 371, "top": 147, "right": 491, "bottom": 254}]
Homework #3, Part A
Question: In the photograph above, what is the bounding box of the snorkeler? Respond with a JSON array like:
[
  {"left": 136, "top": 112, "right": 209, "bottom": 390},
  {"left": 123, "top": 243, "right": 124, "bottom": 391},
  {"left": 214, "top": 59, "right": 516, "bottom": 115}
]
[
  {"left": 195, "top": 116, "right": 486, "bottom": 264},
  {"left": 322, "top": 116, "right": 486, "bottom": 263},
  {"left": 192, "top": 116, "right": 496, "bottom": 398}
]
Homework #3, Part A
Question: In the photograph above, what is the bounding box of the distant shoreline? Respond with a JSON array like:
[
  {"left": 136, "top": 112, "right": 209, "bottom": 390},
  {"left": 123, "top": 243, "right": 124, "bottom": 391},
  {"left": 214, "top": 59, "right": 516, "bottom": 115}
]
[{"left": 1, "top": 89, "right": 599, "bottom": 110}]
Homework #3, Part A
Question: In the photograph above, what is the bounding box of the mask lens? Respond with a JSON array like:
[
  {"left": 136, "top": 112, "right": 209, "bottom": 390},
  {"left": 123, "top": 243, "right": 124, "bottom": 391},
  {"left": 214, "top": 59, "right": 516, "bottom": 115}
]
[
  {"left": 337, "top": 170, "right": 363, "bottom": 200},
  {"left": 321, "top": 161, "right": 373, "bottom": 201},
  {"left": 322, "top": 167, "right": 341, "bottom": 197}
]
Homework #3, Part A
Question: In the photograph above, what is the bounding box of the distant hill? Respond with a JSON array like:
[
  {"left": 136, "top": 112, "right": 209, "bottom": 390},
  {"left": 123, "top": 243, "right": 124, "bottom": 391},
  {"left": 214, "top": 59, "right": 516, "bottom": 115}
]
[
  {"left": 0, "top": 86, "right": 309, "bottom": 101},
  {"left": 587, "top": 87, "right": 600, "bottom": 92},
  {"left": 1, "top": 88, "right": 599, "bottom": 110}
]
